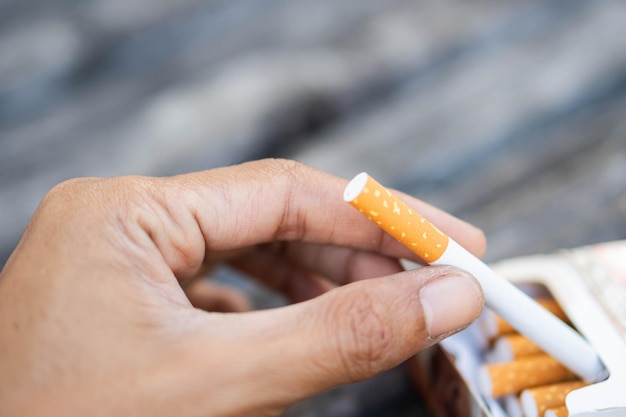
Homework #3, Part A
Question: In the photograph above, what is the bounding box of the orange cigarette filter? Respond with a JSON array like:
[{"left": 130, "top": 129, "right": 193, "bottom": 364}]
[
  {"left": 345, "top": 174, "right": 448, "bottom": 261},
  {"left": 492, "top": 334, "right": 544, "bottom": 362},
  {"left": 544, "top": 405, "right": 569, "bottom": 417},
  {"left": 491, "top": 315, "right": 515, "bottom": 337},
  {"left": 479, "top": 354, "right": 577, "bottom": 397},
  {"left": 520, "top": 380, "right": 587, "bottom": 417}
]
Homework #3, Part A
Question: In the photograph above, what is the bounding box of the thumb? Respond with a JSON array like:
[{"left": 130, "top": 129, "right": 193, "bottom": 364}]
[
  {"left": 235, "top": 266, "right": 484, "bottom": 408},
  {"left": 292, "top": 266, "right": 483, "bottom": 391}
]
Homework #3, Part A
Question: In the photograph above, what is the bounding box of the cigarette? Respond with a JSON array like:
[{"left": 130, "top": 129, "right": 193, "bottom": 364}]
[
  {"left": 478, "top": 354, "right": 576, "bottom": 397},
  {"left": 480, "top": 298, "right": 569, "bottom": 340},
  {"left": 503, "top": 395, "right": 524, "bottom": 417},
  {"left": 520, "top": 380, "right": 587, "bottom": 417},
  {"left": 544, "top": 405, "right": 569, "bottom": 417},
  {"left": 479, "top": 310, "right": 516, "bottom": 340},
  {"left": 491, "top": 334, "right": 544, "bottom": 362},
  {"left": 343, "top": 173, "right": 606, "bottom": 382}
]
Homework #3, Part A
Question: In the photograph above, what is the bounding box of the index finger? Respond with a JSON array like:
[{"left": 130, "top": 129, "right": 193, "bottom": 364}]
[{"left": 156, "top": 159, "right": 485, "bottom": 277}]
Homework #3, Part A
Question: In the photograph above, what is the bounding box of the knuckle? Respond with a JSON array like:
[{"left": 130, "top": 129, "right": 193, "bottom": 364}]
[
  {"left": 330, "top": 287, "right": 392, "bottom": 382},
  {"left": 42, "top": 176, "right": 151, "bottom": 211},
  {"left": 39, "top": 175, "right": 158, "bottom": 230},
  {"left": 259, "top": 158, "right": 308, "bottom": 178},
  {"left": 256, "top": 158, "right": 314, "bottom": 195},
  {"left": 39, "top": 177, "right": 104, "bottom": 216},
  {"left": 258, "top": 159, "right": 311, "bottom": 241},
  {"left": 44, "top": 177, "right": 92, "bottom": 201},
  {"left": 33, "top": 175, "right": 203, "bottom": 277}
]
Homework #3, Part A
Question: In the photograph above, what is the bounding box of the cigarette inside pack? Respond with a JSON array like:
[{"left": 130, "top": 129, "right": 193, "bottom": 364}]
[
  {"left": 477, "top": 295, "right": 588, "bottom": 417},
  {"left": 409, "top": 241, "right": 626, "bottom": 417}
]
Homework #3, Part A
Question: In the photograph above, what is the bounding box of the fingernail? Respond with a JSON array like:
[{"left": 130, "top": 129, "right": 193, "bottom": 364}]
[{"left": 420, "top": 271, "right": 483, "bottom": 339}]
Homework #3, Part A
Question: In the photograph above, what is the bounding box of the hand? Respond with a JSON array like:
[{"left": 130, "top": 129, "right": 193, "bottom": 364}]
[{"left": 0, "top": 159, "right": 485, "bottom": 417}]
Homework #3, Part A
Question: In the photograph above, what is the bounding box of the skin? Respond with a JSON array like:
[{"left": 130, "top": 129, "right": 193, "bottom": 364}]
[{"left": 0, "top": 159, "right": 485, "bottom": 417}]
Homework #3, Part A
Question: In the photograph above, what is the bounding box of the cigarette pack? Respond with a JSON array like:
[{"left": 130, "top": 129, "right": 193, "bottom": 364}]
[{"left": 409, "top": 240, "right": 626, "bottom": 417}]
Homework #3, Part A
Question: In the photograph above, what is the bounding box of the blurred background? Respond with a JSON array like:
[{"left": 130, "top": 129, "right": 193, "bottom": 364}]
[{"left": 2, "top": 0, "right": 626, "bottom": 415}]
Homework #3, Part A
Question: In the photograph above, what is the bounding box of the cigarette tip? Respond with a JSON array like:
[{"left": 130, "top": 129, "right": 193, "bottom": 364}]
[{"left": 344, "top": 172, "right": 370, "bottom": 202}]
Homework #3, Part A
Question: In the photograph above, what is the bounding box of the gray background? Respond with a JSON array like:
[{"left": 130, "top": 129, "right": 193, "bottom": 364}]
[{"left": 2, "top": 0, "right": 626, "bottom": 415}]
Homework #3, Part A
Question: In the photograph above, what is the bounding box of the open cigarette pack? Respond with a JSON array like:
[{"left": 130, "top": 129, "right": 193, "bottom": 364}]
[{"left": 409, "top": 240, "right": 626, "bottom": 417}]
